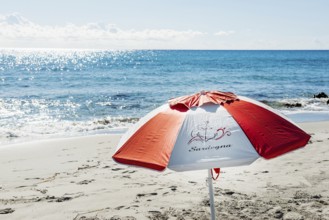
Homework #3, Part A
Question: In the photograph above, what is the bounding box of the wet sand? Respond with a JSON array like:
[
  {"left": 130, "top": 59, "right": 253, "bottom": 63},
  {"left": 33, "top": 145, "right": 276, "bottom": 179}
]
[{"left": 0, "top": 121, "right": 328, "bottom": 220}]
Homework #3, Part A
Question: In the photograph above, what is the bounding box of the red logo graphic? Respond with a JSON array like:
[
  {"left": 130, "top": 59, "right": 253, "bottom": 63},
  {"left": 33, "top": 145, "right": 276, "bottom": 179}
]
[{"left": 188, "top": 121, "right": 231, "bottom": 145}]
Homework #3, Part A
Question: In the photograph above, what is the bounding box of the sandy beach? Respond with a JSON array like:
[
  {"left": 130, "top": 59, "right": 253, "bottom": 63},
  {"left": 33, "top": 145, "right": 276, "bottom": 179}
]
[{"left": 0, "top": 121, "right": 328, "bottom": 220}]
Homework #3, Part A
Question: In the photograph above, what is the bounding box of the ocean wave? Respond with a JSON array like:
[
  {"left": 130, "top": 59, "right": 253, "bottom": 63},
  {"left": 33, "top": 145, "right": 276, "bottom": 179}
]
[
  {"left": 261, "top": 97, "right": 329, "bottom": 112},
  {"left": 0, "top": 96, "right": 141, "bottom": 145},
  {"left": 0, "top": 116, "right": 137, "bottom": 146},
  {"left": 1, "top": 49, "right": 329, "bottom": 146}
]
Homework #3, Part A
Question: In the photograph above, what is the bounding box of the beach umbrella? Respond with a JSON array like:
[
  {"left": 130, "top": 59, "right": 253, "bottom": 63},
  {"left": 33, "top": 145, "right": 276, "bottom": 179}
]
[{"left": 112, "top": 90, "right": 310, "bottom": 220}]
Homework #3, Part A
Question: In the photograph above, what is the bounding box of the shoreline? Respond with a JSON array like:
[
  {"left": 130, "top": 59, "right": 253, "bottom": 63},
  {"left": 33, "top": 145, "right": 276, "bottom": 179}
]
[
  {"left": 0, "top": 121, "right": 328, "bottom": 219},
  {"left": 2, "top": 110, "right": 329, "bottom": 148}
]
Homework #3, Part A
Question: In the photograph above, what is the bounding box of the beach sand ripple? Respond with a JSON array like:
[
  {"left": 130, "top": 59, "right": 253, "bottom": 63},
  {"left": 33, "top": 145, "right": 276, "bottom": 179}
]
[{"left": 0, "top": 122, "right": 328, "bottom": 220}]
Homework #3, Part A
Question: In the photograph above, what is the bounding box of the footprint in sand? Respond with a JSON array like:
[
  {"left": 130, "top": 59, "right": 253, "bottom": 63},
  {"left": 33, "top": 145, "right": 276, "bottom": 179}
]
[
  {"left": 55, "top": 197, "right": 72, "bottom": 202},
  {"left": 76, "top": 179, "right": 95, "bottom": 185},
  {"left": 35, "top": 188, "right": 48, "bottom": 194},
  {"left": 111, "top": 168, "right": 124, "bottom": 171},
  {"left": 110, "top": 215, "right": 136, "bottom": 220},
  {"left": 78, "top": 162, "right": 100, "bottom": 170},
  {"left": 115, "top": 205, "right": 125, "bottom": 210},
  {"left": 0, "top": 208, "right": 15, "bottom": 214},
  {"left": 136, "top": 192, "right": 158, "bottom": 198},
  {"left": 224, "top": 191, "right": 235, "bottom": 195},
  {"left": 122, "top": 175, "right": 131, "bottom": 179},
  {"left": 45, "top": 196, "right": 72, "bottom": 203},
  {"left": 62, "top": 160, "right": 78, "bottom": 164},
  {"left": 25, "top": 177, "right": 41, "bottom": 180},
  {"left": 169, "top": 186, "right": 177, "bottom": 191},
  {"left": 122, "top": 170, "right": 137, "bottom": 174}
]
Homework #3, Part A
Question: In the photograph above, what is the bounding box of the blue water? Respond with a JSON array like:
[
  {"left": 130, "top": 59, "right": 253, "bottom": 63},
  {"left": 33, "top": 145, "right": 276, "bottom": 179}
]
[{"left": 1, "top": 49, "right": 329, "bottom": 144}]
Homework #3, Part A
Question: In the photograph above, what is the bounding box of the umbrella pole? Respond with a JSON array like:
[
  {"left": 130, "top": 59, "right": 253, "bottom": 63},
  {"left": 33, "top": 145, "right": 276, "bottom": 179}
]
[{"left": 208, "top": 169, "right": 216, "bottom": 220}]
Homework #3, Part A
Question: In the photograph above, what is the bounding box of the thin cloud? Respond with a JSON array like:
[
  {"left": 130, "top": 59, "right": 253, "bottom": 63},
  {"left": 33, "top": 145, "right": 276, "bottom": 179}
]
[
  {"left": 214, "top": 30, "right": 235, "bottom": 37},
  {"left": 0, "top": 13, "right": 205, "bottom": 49}
]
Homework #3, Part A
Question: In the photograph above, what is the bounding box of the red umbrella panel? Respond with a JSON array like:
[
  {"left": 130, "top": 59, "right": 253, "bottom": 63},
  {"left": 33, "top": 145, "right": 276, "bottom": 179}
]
[{"left": 113, "top": 91, "right": 310, "bottom": 172}]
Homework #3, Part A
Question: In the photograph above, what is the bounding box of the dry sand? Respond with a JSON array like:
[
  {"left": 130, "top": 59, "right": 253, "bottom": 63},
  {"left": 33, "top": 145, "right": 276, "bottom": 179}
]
[{"left": 0, "top": 121, "right": 328, "bottom": 220}]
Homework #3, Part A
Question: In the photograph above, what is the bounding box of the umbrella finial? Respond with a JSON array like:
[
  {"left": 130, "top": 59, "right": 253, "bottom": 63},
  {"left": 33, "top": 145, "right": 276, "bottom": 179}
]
[
  {"left": 200, "top": 90, "right": 207, "bottom": 95},
  {"left": 169, "top": 90, "right": 239, "bottom": 111}
]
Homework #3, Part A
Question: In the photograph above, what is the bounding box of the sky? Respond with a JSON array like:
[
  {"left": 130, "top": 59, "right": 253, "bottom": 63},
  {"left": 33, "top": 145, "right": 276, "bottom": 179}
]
[{"left": 0, "top": 0, "right": 328, "bottom": 50}]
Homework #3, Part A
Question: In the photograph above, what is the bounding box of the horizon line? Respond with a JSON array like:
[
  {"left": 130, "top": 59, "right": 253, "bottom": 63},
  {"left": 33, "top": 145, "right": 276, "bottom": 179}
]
[{"left": 1, "top": 47, "right": 329, "bottom": 51}]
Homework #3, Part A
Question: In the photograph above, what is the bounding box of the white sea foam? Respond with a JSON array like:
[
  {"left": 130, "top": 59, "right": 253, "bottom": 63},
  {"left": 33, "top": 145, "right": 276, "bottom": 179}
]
[
  {"left": 0, "top": 97, "right": 136, "bottom": 146},
  {"left": 0, "top": 117, "right": 132, "bottom": 146}
]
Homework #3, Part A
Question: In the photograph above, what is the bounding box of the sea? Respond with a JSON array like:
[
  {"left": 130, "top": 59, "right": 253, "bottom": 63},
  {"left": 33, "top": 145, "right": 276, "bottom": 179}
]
[{"left": 1, "top": 49, "right": 329, "bottom": 145}]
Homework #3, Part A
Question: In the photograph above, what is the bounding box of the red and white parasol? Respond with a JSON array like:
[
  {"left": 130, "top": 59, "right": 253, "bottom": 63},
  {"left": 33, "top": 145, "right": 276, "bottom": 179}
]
[{"left": 113, "top": 90, "right": 310, "bottom": 219}]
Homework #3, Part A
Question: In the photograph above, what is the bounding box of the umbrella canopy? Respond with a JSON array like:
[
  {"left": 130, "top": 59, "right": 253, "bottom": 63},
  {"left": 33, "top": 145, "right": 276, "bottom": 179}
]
[{"left": 113, "top": 90, "right": 310, "bottom": 171}]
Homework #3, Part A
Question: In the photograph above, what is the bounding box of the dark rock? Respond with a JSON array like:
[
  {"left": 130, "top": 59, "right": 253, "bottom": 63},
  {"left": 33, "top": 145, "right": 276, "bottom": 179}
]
[
  {"left": 327, "top": 100, "right": 329, "bottom": 105},
  {"left": 314, "top": 92, "right": 328, "bottom": 98},
  {"left": 283, "top": 103, "right": 302, "bottom": 108}
]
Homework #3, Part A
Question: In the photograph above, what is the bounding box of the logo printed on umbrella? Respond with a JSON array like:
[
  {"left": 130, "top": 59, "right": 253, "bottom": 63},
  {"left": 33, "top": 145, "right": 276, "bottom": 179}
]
[{"left": 188, "top": 121, "right": 231, "bottom": 145}]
